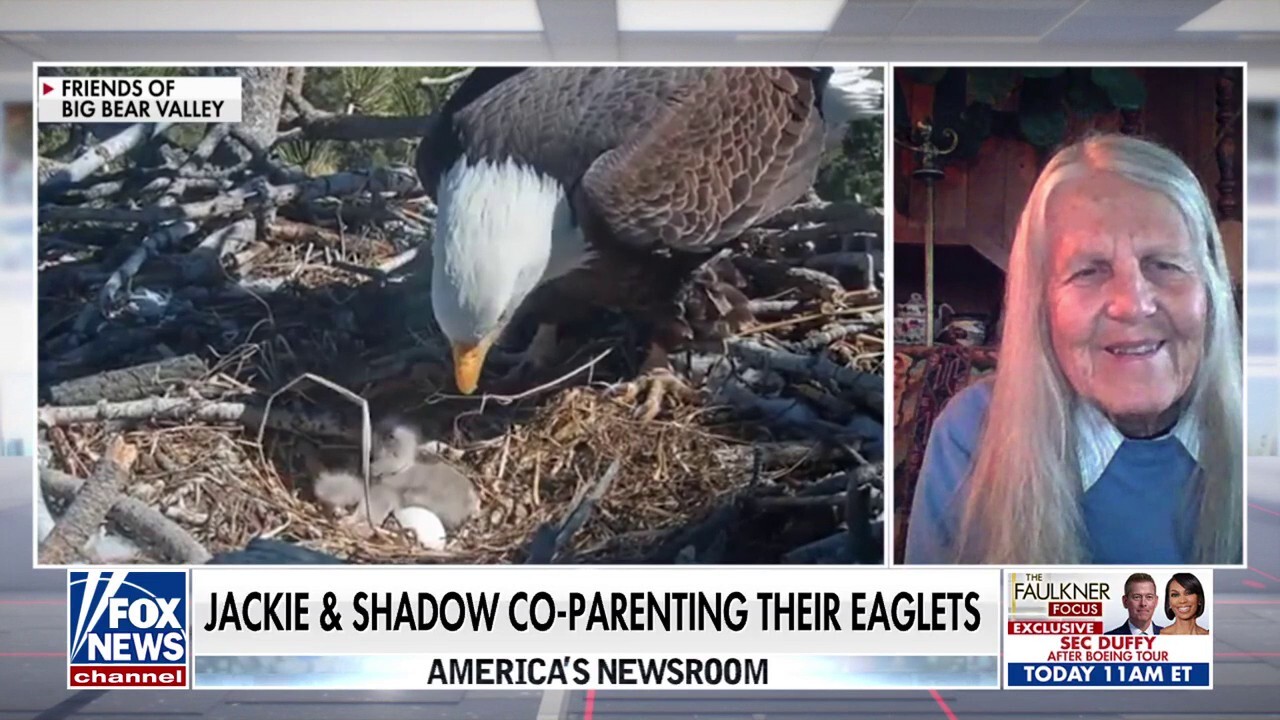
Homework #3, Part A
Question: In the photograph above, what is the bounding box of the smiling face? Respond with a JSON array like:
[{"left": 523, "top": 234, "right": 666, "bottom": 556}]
[
  {"left": 1167, "top": 579, "right": 1201, "bottom": 621},
  {"left": 1122, "top": 580, "right": 1158, "bottom": 630},
  {"left": 1044, "top": 170, "right": 1208, "bottom": 437}
]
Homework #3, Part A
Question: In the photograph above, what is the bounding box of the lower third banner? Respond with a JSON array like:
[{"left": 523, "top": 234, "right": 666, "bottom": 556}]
[
  {"left": 1003, "top": 568, "right": 1213, "bottom": 689},
  {"left": 185, "top": 566, "right": 1001, "bottom": 690}
]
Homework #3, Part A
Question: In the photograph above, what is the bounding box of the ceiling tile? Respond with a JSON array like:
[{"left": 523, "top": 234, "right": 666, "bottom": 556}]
[
  {"left": 829, "top": 0, "right": 914, "bottom": 37},
  {"left": 817, "top": 35, "right": 1280, "bottom": 65},
  {"left": 892, "top": 0, "right": 1079, "bottom": 39},
  {"left": 1045, "top": 0, "right": 1223, "bottom": 43},
  {"left": 619, "top": 32, "right": 821, "bottom": 60},
  {"left": 617, "top": 0, "right": 844, "bottom": 33},
  {"left": 1180, "top": 0, "right": 1279, "bottom": 31},
  {"left": 23, "top": 32, "right": 552, "bottom": 63},
  {"left": 0, "top": 0, "right": 545, "bottom": 32},
  {"left": 538, "top": 0, "right": 617, "bottom": 44}
]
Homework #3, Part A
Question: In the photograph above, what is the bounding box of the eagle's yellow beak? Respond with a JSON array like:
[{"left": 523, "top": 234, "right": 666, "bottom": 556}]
[{"left": 451, "top": 341, "right": 491, "bottom": 395}]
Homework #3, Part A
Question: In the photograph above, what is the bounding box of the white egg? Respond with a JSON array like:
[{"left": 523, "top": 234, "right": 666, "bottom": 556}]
[{"left": 394, "top": 505, "right": 447, "bottom": 550}]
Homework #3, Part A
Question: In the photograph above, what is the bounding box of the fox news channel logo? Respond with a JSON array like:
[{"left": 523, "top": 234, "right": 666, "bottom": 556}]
[{"left": 67, "top": 571, "right": 189, "bottom": 689}]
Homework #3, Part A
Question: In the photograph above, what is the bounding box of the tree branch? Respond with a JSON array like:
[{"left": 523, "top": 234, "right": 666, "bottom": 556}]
[{"left": 39, "top": 435, "right": 138, "bottom": 564}]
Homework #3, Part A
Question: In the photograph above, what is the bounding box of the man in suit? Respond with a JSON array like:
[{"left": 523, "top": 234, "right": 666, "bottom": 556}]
[{"left": 1106, "top": 572, "right": 1163, "bottom": 635}]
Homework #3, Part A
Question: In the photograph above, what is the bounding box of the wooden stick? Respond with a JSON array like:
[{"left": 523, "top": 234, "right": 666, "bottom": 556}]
[
  {"left": 39, "top": 397, "right": 353, "bottom": 440},
  {"left": 41, "top": 467, "right": 211, "bottom": 564},
  {"left": 47, "top": 354, "right": 209, "bottom": 406},
  {"left": 39, "top": 435, "right": 138, "bottom": 564},
  {"left": 754, "top": 492, "right": 847, "bottom": 509}
]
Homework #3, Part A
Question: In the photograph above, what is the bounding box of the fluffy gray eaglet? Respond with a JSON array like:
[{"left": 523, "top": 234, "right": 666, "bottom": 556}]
[{"left": 415, "top": 66, "right": 880, "bottom": 395}]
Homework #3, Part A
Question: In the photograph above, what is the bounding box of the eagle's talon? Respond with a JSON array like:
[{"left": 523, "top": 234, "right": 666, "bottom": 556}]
[{"left": 625, "top": 368, "right": 698, "bottom": 422}]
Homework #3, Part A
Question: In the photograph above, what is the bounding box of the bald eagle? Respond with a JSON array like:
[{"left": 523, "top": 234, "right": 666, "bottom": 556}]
[{"left": 415, "top": 66, "right": 880, "bottom": 397}]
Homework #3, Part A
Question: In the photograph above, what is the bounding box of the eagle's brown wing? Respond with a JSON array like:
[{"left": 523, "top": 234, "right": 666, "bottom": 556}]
[
  {"left": 417, "top": 67, "right": 827, "bottom": 254},
  {"left": 573, "top": 67, "right": 827, "bottom": 252}
]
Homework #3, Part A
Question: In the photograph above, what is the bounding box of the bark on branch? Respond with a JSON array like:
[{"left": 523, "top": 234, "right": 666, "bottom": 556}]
[
  {"left": 40, "top": 167, "right": 421, "bottom": 225},
  {"left": 39, "top": 397, "right": 355, "bottom": 441},
  {"left": 48, "top": 353, "right": 210, "bottom": 405},
  {"left": 39, "top": 435, "right": 138, "bottom": 564},
  {"left": 41, "top": 122, "right": 174, "bottom": 193},
  {"left": 41, "top": 466, "right": 212, "bottom": 564}
]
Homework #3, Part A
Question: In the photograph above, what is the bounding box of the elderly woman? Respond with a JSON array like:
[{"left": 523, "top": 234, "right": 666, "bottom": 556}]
[{"left": 905, "top": 133, "right": 1242, "bottom": 565}]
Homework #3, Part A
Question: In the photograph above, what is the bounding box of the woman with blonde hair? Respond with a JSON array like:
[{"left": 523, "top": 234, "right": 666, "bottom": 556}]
[{"left": 905, "top": 132, "right": 1242, "bottom": 565}]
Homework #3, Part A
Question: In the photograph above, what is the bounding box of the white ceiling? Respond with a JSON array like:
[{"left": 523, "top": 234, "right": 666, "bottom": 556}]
[{"left": 0, "top": 0, "right": 1276, "bottom": 99}]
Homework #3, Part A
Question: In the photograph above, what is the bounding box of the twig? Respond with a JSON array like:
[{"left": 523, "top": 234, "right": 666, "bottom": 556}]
[
  {"left": 269, "top": 217, "right": 343, "bottom": 247},
  {"left": 256, "top": 373, "right": 372, "bottom": 524},
  {"left": 329, "top": 259, "right": 387, "bottom": 283},
  {"left": 41, "top": 167, "right": 421, "bottom": 225},
  {"left": 39, "top": 396, "right": 351, "bottom": 439},
  {"left": 745, "top": 219, "right": 882, "bottom": 249},
  {"left": 762, "top": 200, "right": 883, "bottom": 229},
  {"left": 98, "top": 220, "right": 201, "bottom": 313},
  {"left": 791, "top": 321, "right": 883, "bottom": 351},
  {"left": 711, "top": 441, "right": 844, "bottom": 473},
  {"left": 420, "top": 69, "right": 473, "bottom": 86},
  {"left": 47, "top": 353, "right": 209, "bottom": 405},
  {"left": 804, "top": 251, "right": 874, "bottom": 272},
  {"left": 725, "top": 337, "right": 883, "bottom": 415},
  {"left": 186, "top": 122, "right": 233, "bottom": 167},
  {"left": 190, "top": 216, "right": 256, "bottom": 270},
  {"left": 799, "top": 470, "right": 852, "bottom": 497},
  {"left": 284, "top": 86, "right": 329, "bottom": 123},
  {"left": 379, "top": 247, "right": 419, "bottom": 274},
  {"left": 712, "top": 378, "right": 860, "bottom": 441},
  {"left": 41, "top": 466, "right": 211, "bottom": 563},
  {"left": 741, "top": 311, "right": 834, "bottom": 337},
  {"left": 279, "top": 88, "right": 433, "bottom": 143},
  {"left": 428, "top": 348, "right": 614, "bottom": 407},
  {"left": 39, "top": 435, "right": 138, "bottom": 564},
  {"left": 746, "top": 299, "right": 802, "bottom": 316},
  {"left": 550, "top": 459, "right": 621, "bottom": 562},
  {"left": 756, "top": 492, "right": 847, "bottom": 509},
  {"left": 41, "top": 122, "right": 174, "bottom": 192},
  {"left": 733, "top": 258, "right": 845, "bottom": 301},
  {"left": 845, "top": 464, "right": 878, "bottom": 563}
]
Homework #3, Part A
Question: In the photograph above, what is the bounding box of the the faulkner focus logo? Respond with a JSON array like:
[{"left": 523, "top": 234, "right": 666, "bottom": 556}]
[{"left": 67, "top": 571, "right": 189, "bottom": 689}]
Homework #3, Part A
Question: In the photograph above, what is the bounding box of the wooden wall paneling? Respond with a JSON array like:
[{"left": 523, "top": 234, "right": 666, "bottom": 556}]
[
  {"left": 935, "top": 148, "right": 968, "bottom": 245},
  {"left": 966, "top": 135, "right": 1015, "bottom": 271},
  {"left": 1001, "top": 139, "right": 1038, "bottom": 266}
]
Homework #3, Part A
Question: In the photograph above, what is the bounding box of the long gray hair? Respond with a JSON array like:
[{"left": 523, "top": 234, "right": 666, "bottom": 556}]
[{"left": 955, "top": 132, "right": 1243, "bottom": 564}]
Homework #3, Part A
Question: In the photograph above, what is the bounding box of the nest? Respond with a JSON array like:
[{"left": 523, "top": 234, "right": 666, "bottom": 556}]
[
  {"left": 39, "top": 207, "right": 886, "bottom": 564},
  {"left": 43, "top": 365, "right": 877, "bottom": 565}
]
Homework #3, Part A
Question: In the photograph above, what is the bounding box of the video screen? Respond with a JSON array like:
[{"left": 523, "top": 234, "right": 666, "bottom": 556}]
[{"left": 13, "top": 45, "right": 1274, "bottom": 713}]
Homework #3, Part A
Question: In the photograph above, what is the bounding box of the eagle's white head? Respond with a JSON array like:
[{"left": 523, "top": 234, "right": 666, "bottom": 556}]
[{"left": 431, "top": 156, "right": 582, "bottom": 394}]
